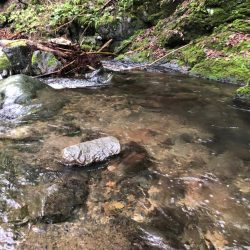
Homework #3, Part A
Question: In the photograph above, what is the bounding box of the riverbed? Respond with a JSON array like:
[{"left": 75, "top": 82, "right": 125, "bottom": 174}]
[{"left": 0, "top": 69, "right": 249, "bottom": 249}]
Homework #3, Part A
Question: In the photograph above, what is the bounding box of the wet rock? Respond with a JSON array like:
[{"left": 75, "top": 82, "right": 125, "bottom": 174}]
[
  {"left": 40, "top": 173, "right": 88, "bottom": 223},
  {"left": 116, "top": 141, "right": 153, "bottom": 176},
  {"left": 19, "top": 220, "right": 138, "bottom": 250},
  {"left": 43, "top": 68, "right": 112, "bottom": 89},
  {"left": 0, "top": 74, "right": 64, "bottom": 120},
  {"left": 31, "top": 50, "right": 61, "bottom": 75},
  {"left": 234, "top": 85, "right": 250, "bottom": 107},
  {"left": 207, "top": 152, "right": 244, "bottom": 179},
  {"left": 0, "top": 74, "right": 46, "bottom": 119},
  {"left": 62, "top": 136, "right": 121, "bottom": 166},
  {"left": 6, "top": 171, "right": 89, "bottom": 224},
  {"left": 0, "top": 39, "right": 63, "bottom": 78},
  {"left": 162, "top": 29, "right": 186, "bottom": 48},
  {"left": 0, "top": 39, "right": 31, "bottom": 78},
  {"left": 0, "top": 125, "right": 34, "bottom": 140}
]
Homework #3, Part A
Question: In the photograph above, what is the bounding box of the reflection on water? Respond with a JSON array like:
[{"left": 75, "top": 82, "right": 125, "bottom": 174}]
[{"left": 0, "top": 70, "right": 249, "bottom": 249}]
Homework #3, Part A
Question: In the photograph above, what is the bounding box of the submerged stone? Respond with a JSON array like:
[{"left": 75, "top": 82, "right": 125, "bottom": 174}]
[{"left": 62, "top": 136, "right": 121, "bottom": 166}]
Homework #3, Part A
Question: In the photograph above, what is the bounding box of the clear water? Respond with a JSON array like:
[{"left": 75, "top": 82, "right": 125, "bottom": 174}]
[{"left": 0, "top": 70, "right": 249, "bottom": 249}]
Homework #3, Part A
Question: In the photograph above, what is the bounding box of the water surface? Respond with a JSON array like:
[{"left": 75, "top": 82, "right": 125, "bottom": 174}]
[{"left": 0, "top": 70, "right": 249, "bottom": 249}]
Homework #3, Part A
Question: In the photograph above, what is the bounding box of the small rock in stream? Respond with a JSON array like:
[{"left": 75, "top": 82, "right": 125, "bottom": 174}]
[{"left": 62, "top": 136, "right": 121, "bottom": 166}]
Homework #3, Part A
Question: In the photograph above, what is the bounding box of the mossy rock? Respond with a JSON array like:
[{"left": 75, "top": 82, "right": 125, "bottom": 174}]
[
  {"left": 31, "top": 50, "right": 61, "bottom": 75},
  {"left": 191, "top": 55, "right": 250, "bottom": 84},
  {"left": 234, "top": 85, "right": 250, "bottom": 107},
  {"left": 0, "top": 39, "right": 31, "bottom": 76},
  {"left": 96, "top": 15, "right": 145, "bottom": 41},
  {"left": 0, "top": 49, "right": 11, "bottom": 71}
]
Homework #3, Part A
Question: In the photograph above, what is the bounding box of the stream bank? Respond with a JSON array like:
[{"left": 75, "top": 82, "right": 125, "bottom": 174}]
[{"left": 0, "top": 0, "right": 249, "bottom": 85}]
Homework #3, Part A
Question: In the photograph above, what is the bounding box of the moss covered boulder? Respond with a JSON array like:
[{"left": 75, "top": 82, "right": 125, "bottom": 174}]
[
  {"left": 0, "top": 39, "right": 31, "bottom": 78},
  {"left": 234, "top": 85, "right": 250, "bottom": 107},
  {"left": 31, "top": 50, "right": 61, "bottom": 76},
  {"left": 96, "top": 15, "right": 145, "bottom": 41}
]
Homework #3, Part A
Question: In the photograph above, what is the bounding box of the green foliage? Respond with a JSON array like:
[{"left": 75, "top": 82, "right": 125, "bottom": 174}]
[
  {"left": 236, "top": 85, "right": 250, "bottom": 95},
  {"left": 118, "top": 0, "right": 134, "bottom": 11},
  {"left": 50, "top": 2, "right": 82, "bottom": 26},
  {"left": 0, "top": 14, "right": 7, "bottom": 25},
  {"left": 9, "top": 5, "right": 43, "bottom": 33}
]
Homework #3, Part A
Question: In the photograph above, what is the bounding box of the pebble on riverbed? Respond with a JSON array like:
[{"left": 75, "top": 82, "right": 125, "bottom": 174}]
[{"left": 61, "top": 136, "right": 121, "bottom": 166}]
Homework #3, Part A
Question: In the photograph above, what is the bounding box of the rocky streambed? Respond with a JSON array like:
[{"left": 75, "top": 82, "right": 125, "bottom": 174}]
[{"left": 0, "top": 68, "right": 249, "bottom": 249}]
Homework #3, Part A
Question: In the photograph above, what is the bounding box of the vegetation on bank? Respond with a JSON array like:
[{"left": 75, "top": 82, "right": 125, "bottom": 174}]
[{"left": 0, "top": 0, "right": 249, "bottom": 84}]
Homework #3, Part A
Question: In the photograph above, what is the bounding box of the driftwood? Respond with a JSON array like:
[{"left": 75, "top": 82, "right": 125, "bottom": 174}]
[{"left": 26, "top": 39, "right": 104, "bottom": 77}]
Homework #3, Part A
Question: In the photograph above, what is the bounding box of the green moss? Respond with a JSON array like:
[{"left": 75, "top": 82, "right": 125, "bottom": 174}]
[
  {"left": 181, "top": 44, "right": 206, "bottom": 67},
  {"left": 2, "top": 40, "right": 27, "bottom": 47},
  {"left": 80, "top": 44, "right": 92, "bottom": 52},
  {"left": 128, "top": 50, "right": 152, "bottom": 63},
  {"left": 0, "top": 51, "right": 11, "bottom": 71},
  {"left": 191, "top": 55, "right": 250, "bottom": 84},
  {"left": 236, "top": 85, "right": 250, "bottom": 95},
  {"left": 235, "top": 85, "right": 250, "bottom": 106},
  {"left": 221, "top": 19, "right": 250, "bottom": 33},
  {"left": 115, "top": 54, "right": 127, "bottom": 61},
  {"left": 114, "top": 31, "right": 141, "bottom": 54},
  {"left": 0, "top": 14, "right": 7, "bottom": 25},
  {"left": 31, "top": 53, "right": 38, "bottom": 66},
  {"left": 47, "top": 55, "right": 58, "bottom": 67},
  {"left": 228, "top": 40, "right": 250, "bottom": 54}
]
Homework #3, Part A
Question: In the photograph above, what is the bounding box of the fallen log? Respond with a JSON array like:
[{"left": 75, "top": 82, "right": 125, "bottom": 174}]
[{"left": 27, "top": 40, "right": 68, "bottom": 58}]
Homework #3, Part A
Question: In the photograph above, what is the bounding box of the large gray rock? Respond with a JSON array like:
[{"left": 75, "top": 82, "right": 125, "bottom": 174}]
[
  {"left": 97, "top": 16, "right": 144, "bottom": 41},
  {"left": 0, "top": 40, "right": 31, "bottom": 78},
  {"left": 62, "top": 136, "right": 121, "bottom": 166},
  {"left": 0, "top": 151, "right": 89, "bottom": 224},
  {"left": 0, "top": 74, "right": 65, "bottom": 120},
  {"left": 0, "top": 74, "right": 46, "bottom": 119}
]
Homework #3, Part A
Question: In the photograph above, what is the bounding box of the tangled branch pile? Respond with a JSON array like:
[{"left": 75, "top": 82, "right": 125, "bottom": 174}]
[{"left": 28, "top": 39, "right": 103, "bottom": 76}]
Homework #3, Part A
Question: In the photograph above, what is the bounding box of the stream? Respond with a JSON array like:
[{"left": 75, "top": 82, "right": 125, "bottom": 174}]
[{"left": 0, "top": 68, "right": 249, "bottom": 249}]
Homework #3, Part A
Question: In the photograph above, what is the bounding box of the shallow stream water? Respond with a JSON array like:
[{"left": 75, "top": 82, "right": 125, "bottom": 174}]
[{"left": 0, "top": 69, "right": 249, "bottom": 249}]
